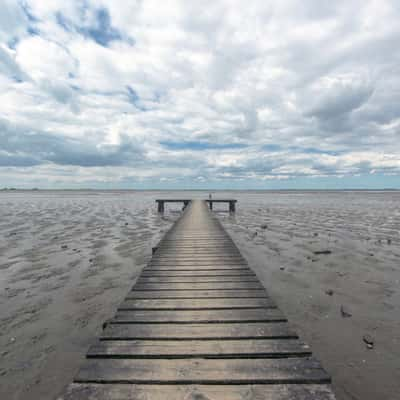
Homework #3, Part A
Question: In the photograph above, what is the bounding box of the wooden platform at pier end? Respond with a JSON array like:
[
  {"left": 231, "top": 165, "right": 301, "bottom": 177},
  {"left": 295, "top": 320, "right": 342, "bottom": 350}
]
[{"left": 59, "top": 200, "right": 336, "bottom": 400}]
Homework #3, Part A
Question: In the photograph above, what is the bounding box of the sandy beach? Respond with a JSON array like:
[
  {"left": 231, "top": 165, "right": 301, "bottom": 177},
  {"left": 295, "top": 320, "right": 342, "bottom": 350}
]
[
  {"left": 0, "top": 190, "right": 399, "bottom": 400},
  {"left": 0, "top": 191, "right": 178, "bottom": 400},
  {"left": 218, "top": 190, "right": 400, "bottom": 400}
]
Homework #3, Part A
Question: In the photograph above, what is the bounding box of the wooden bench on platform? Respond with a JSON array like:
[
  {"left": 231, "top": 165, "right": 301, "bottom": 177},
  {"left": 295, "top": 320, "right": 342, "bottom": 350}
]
[
  {"left": 59, "top": 200, "right": 336, "bottom": 400},
  {"left": 155, "top": 199, "right": 191, "bottom": 213},
  {"left": 206, "top": 198, "right": 237, "bottom": 212}
]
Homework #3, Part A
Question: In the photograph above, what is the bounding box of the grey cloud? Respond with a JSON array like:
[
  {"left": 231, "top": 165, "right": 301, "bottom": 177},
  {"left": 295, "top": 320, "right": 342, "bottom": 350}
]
[
  {"left": 0, "top": 46, "right": 28, "bottom": 81},
  {"left": 306, "top": 81, "right": 374, "bottom": 121},
  {"left": 0, "top": 119, "right": 144, "bottom": 167},
  {"left": 40, "top": 79, "right": 80, "bottom": 112}
]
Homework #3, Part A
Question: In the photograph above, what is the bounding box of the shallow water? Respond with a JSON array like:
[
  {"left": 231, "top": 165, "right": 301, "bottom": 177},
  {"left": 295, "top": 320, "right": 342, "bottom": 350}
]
[{"left": 0, "top": 190, "right": 399, "bottom": 400}]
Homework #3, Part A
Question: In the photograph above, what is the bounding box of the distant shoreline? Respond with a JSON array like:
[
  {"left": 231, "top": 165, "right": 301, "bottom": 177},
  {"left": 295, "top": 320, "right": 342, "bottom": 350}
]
[{"left": 1, "top": 188, "right": 399, "bottom": 192}]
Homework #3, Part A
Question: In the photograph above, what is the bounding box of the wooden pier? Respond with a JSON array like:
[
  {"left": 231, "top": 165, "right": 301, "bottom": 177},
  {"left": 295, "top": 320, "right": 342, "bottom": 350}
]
[
  {"left": 156, "top": 198, "right": 237, "bottom": 213},
  {"left": 60, "top": 200, "right": 336, "bottom": 399}
]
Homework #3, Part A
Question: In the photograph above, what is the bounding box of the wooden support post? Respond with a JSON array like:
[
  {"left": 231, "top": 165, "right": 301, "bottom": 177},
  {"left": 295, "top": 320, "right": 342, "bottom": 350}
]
[
  {"left": 209, "top": 201, "right": 213, "bottom": 210},
  {"left": 229, "top": 201, "right": 236, "bottom": 213},
  {"left": 157, "top": 201, "right": 164, "bottom": 213}
]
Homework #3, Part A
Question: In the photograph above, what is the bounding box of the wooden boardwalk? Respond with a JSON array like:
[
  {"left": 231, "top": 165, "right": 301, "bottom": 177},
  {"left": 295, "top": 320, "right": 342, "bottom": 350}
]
[{"left": 60, "top": 200, "right": 336, "bottom": 399}]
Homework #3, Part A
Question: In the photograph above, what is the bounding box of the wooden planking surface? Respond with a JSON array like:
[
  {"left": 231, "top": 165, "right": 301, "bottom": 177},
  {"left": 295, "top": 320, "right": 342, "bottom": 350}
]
[
  {"left": 61, "top": 384, "right": 336, "bottom": 400},
  {"left": 75, "top": 357, "right": 330, "bottom": 384},
  {"left": 118, "top": 298, "right": 275, "bottom": 310},
  {"left": 145, "top": 264, "right": 250, "bottom": 270},
  {"left": 148, "top": 262, "right": 248, "bottom": 267},
  {"left": 101, "top": 322, "right": 298, "bottom": 340},
  {"left": 111, "top": 308, "right": 286, "bottom": 323},
  {"left": 133, "top": 281, "right": 264, "bottom": 290},
  {"left": 153, "top": 248, "right": 242, "bottom": 253},
  {"left": 127, "top": 289, "right": 268, "bottom": 299},
  {"left": 141, "top": 269, "right": 256, "bottom": 276},
  {"left": 60, "top": 199, "right": 336, "bottom": 400},
  {"left": 87, "top": 339, "right": 311, "bottom": 358},
  {"left": 137, "top": 275, "right": 259, "bottom": 283}
]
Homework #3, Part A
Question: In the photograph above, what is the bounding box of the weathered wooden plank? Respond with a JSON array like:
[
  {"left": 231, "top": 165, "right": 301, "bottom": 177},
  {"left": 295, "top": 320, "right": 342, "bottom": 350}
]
[
  {"left": 118, "top": 298, "right": 275, "bottom": 310},
  {"left": 150, "top": 256, "right": 244, "bottom": 260},
  {"left": 133, "top": 282, "right": 264, "bottom": 290},
  {"left": 157, "top": 245, "right": 237, "bottom": 250},
  {"left": 161, "top": 238, "right": 232, "bottom": 241},
  {"left": 101, "top": 322, "right": 297, "bottom": 340},
  {"left": 152, "top": 251, "right": 242, "bottom": 256},
  {"left": 87, "top": 339, "right": 311, "bottom": 358},
  {"left": 111, "top": 308, "right": 284, "bottom": 324},
  {"left": 155, "top": 245, "right": 240, "bottom": 249},
  {"left": 151, "top": 256, "right": 245, "bottom": 261},
  {"left": 75, "top": 357, "right": 330, "bottom": 384},
  {"left": 141, "top": 269, "right": 256, "bottom": 277},
  {"left": 154, "top": 254, "right": 242, "bottom": 258},
  {"left": 160, "top": 243, "right": 234, "bottom": 247},
  {"left": 128, "top": 289, "right": 268, "bottom": 299},
  {"left": 137, "top": 276, "right": 259, "bottom": 283},
  {"left": 111, "top": 308, "right": 286, "bottom": 323},
  {"left": 156, "top": 252, "right": 242, "bottom": 256},
  {"left": 60, "top": 383, "right": 337, "bottom": 400},
  {"left": 148, "top": 263, "right": 248, "bottom": 268},
  {"left": 158, "top": 239, "right": 235, "bottom": 242},
  {"left": 146, "top": 264, "right": 249, "bottom": 270}
]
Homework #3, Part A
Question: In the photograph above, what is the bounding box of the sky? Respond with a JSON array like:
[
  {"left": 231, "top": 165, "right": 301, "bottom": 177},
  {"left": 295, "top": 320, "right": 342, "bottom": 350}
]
[{"left": 1, "top": 0, "right": 400, "bottom": 189}]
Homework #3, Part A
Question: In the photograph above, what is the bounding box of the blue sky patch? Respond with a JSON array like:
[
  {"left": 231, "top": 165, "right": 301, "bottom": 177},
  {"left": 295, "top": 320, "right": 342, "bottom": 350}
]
[
  {"left": 262, "top": 144, "right": 282, "bottom": 151},
  {"left": 80, "top": 8, "right": 122, "bottom": 47},
  {"left": 160, "top": 141, "right": 248, "bottom": 151},
  {"left": 126, "top": 86, "right": 146, "bottom": 111}
]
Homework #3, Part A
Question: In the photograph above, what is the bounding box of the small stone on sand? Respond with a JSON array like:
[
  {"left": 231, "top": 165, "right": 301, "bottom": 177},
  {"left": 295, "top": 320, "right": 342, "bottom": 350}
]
[
  {"left": 340, "top": 305, "right": 352, "bottom": 318},
  {"left": 325, "top": 289, "right": 334, "bottom": 296},
  {"left": 363, "top": 334, "right": 374, "bottom": 349},
  {"left": 313, "top": 250, "right": 332, "bottom": 255}
]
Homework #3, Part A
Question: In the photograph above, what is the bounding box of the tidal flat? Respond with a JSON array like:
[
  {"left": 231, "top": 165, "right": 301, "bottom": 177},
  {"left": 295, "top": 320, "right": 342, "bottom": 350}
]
[
  {"left": 0, "top": 190, "right": 399, "bottom": 400},
  {"left": 218, "top": 190, "right": 400, "bottom": 400}
]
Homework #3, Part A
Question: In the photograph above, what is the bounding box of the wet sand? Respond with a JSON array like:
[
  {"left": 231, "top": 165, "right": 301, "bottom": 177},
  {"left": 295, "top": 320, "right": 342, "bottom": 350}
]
[
  {"left": 0, "top": 190, "right": 399, "bottom": 400},
  {"left": 217, "top": 191, "right": 400, "bottom": 400},
  {"left": 0, "top": 191, "right": 179, "bottom": 400}
]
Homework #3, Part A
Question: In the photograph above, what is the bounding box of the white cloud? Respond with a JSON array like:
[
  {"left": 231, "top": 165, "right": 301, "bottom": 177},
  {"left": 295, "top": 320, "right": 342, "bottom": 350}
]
[
  {"left": 16, "top": 36, "right": 77, "bottom": 80},
  {"left": 0, "top": 0, "right": 28, "bottom": 43},
  {"left": 0, "top": 0, "right": 399, "bottom": 187}
]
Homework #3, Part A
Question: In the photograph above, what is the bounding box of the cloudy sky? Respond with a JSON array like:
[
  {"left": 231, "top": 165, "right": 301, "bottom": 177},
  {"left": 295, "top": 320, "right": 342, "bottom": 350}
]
[{"left": 1, "top": 0, "right": 400, "bottom": 189}]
